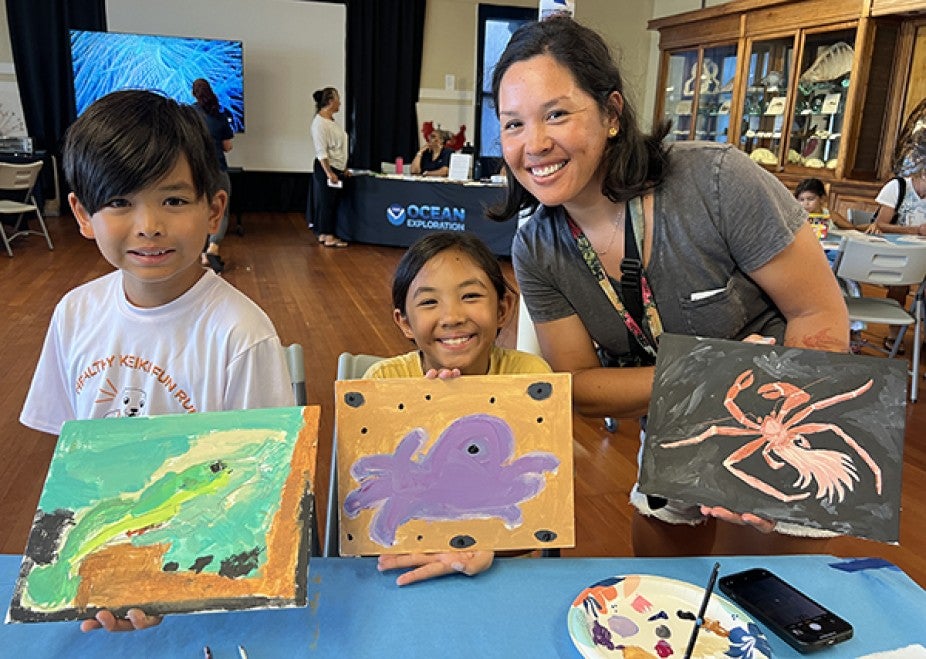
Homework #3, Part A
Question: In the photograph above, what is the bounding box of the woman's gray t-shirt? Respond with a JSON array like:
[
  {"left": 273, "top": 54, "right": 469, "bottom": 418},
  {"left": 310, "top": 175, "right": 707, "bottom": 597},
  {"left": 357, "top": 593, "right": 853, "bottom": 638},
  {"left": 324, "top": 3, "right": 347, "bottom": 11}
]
[{"left": 512, "top": 142, "right": 806, "bottom": 361}]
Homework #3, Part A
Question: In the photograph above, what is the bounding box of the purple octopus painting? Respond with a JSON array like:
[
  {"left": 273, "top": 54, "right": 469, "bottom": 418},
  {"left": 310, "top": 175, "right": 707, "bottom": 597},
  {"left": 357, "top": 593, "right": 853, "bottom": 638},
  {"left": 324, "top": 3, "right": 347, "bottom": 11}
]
[{"left": 335, "top": 374, "right": 575, "bottom": 555}]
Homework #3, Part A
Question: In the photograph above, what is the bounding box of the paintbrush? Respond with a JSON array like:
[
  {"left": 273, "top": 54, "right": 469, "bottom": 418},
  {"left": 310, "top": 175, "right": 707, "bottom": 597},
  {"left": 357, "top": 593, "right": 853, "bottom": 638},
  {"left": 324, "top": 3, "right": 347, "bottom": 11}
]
[{"left": 683, "top": 561, "right": 721, "bottom": 659}]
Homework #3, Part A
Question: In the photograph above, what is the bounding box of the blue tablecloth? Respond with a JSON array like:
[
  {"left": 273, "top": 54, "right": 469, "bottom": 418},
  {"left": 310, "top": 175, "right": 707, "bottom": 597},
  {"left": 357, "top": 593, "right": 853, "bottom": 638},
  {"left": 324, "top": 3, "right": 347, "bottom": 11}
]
[{"left": 1, "top": 554, "right": 923, "bottom": 657}]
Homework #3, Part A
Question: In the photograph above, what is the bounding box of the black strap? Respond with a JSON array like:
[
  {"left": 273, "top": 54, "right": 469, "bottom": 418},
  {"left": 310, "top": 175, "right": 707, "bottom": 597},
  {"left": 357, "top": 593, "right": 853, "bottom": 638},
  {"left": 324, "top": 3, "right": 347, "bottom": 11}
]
[
  {"left": 618, "top": 201, "right": 653, "bottom": 365},
  {"left": 891, "top": 176, "right": 906, "bottom": 224}
]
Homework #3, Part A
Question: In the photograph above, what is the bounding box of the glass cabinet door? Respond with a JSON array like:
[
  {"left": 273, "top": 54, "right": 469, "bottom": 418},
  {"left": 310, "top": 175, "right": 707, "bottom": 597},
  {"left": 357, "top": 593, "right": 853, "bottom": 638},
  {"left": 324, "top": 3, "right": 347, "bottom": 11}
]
[
  {"left": 740, "top": 37, "right": 795, "bottom": 165},
  {"left": 662, "top": 50, "right": 698, "bottom": 142},
  {"left": 695, "top": 45, "right": 738, "bottom": 143},
  {"left": 788, "top": 29, "right": 856, "bottom": 171}
]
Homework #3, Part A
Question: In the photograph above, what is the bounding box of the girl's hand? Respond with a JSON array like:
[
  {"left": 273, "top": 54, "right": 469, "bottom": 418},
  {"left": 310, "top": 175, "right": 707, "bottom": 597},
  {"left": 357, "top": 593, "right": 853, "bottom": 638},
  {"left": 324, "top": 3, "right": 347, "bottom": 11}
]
[
  {"left": 865, "top": 223, "right": 881, "bottom": 235},
  {"left": 80, "top": 608, "right": 162, "bottom": 632},
  {"left": 327, "top": 172, "right": 339, "bottom": 184},
  {"left": 424, "top": 367, "right": 462, "bottom": 379},
  {"left": 377, "top": 551, "right": 494, "bottom": 586}
]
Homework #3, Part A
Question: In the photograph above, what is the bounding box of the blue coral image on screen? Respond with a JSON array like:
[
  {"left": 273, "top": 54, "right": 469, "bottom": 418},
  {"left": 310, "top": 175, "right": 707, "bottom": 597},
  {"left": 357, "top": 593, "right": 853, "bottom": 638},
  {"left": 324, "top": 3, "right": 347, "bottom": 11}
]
[{"left": 70, "top": 30, "right": 245, "bottom": 133}]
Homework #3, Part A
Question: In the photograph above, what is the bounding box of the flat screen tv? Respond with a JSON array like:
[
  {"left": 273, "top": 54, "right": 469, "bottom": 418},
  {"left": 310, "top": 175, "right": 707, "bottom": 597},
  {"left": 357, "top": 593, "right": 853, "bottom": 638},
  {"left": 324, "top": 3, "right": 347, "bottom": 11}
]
[{"left": 70, "top": 30, "right": 245, "bottom": 133}]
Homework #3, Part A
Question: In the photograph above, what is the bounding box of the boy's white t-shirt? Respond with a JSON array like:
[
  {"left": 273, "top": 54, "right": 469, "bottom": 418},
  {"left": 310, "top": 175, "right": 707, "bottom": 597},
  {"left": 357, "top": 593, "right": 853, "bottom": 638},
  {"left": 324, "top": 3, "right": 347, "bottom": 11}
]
[{"left": 21, "top": 269, "right": 294, "bottom": 435}]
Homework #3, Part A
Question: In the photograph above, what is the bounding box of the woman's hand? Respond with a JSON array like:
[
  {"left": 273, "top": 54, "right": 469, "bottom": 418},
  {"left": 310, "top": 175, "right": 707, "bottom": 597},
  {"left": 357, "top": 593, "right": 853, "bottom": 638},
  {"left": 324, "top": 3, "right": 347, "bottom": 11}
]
[
  {"left": 377, "top": 551, "right": 494, "bottom": 586},
  {"left": 327, "top": 171, "right": 339, "bottom": 185},
  {"left": 80, "top": 608, "right": 163, "bottom": 633},
  {"left": 700, "top": 505, "right": 777, "bottom": 534}
]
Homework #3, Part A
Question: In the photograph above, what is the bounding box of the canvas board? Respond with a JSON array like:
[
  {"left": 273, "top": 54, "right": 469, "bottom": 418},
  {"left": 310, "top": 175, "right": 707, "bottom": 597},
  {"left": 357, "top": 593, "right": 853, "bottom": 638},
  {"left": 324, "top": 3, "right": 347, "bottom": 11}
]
[
  {"left": 335, "top": 374, "right": 574, "bottom": 555},
  {"left": 7, "top": 406, "right": 319, "bottom": 623},
  {"left": 639, "top": 334, "right": 906, "bottom": 543}
]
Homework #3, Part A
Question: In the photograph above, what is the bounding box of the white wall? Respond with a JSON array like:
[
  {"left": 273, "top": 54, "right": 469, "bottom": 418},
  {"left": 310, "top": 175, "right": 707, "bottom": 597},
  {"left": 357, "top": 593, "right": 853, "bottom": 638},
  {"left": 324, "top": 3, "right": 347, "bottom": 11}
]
[{"left": 106, "top": 0, "right": 346, "bottom": 173}]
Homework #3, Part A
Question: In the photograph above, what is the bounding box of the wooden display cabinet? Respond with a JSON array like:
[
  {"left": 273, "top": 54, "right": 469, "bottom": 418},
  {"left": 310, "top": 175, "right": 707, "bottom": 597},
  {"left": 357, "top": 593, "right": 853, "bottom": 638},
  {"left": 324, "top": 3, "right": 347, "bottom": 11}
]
[{"left": 650, "top": 0, "right": 926, "bottom": 206}]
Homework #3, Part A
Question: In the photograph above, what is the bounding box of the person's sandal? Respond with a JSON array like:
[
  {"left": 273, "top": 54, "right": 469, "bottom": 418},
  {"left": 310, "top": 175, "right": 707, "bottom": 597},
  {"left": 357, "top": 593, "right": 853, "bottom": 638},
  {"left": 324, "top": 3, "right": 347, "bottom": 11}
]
[
  {"left": 883, "top": 337, "right": 905, "bottom": 355},
  {"left": 324, "top": 240, "right": 348, "bottom": 248}
]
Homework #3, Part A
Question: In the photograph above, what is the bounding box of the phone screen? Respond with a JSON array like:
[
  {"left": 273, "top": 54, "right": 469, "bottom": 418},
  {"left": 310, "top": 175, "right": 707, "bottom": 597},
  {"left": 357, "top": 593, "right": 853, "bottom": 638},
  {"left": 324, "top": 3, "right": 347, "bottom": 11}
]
[
  {"left": 720, "top": 568, "right": 853, "bottom": 652},
  {"left": 726, "top": 572, "right": 827, "bottom": 627}
]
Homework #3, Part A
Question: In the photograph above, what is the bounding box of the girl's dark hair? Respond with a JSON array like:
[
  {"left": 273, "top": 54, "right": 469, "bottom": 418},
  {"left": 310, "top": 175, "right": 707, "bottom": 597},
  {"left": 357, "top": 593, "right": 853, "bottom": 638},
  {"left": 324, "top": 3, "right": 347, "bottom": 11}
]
[
  {"left": 313, "top": 87, "right": 338, "bottom": 113},
  {"left": 192, "top": 78, "right": 221, "bottom": 116},
  {"left": 795, "top": 178, "right": 826, "bottom": 198},
  {"left": 63, "top": 90, "right": 222, "bottom": 216},
  {"left": 487, "top": 16, "right": 671, "bottom": 221},
  {"left": 392, "top": 231, "right": 513, "bottom": 315}
]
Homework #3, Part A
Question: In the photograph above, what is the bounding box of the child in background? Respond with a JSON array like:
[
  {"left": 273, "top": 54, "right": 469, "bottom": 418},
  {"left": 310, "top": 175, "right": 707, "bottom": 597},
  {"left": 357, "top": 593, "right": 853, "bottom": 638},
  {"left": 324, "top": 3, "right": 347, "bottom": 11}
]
[
  {"left": 20, "top": 90, "right": 293, "bottom": 632},
  {"left": 795, "top": 177, "right": 857, "bottom": 235},
  {"left": 364, "top": 231, "right": 551, "bottom": 585}
]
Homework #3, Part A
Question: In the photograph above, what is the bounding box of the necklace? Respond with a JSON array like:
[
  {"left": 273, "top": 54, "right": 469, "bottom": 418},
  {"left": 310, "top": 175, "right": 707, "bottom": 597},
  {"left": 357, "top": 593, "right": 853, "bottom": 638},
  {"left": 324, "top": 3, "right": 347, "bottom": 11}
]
[{"left": 592, "top": 208, "right": 624, "bottom": 256}]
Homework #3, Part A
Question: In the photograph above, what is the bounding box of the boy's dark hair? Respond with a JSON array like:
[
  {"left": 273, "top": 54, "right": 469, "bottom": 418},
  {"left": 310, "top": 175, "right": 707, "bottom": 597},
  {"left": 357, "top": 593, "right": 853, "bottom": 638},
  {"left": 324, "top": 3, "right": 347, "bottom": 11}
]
[
  {"left": 63, "top": 90, "right": 222, "bottom": 215},
  {"left": 487, "top": 15, "right": 671, "bottom": 221},
  {"left": 392, "top": 231, "right": 513, "bottom": 315},
  {"left": 795, "top": 178, "right": 826, "bottom": 198}
]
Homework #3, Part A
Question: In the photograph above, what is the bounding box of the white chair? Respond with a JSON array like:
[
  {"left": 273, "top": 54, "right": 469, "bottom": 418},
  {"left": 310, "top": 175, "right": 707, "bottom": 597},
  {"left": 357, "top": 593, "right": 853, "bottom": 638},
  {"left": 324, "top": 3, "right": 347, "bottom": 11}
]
[
  {"left": 0, "top": 161, "right": 54, "bottom": 257},
  {"left": 284, "top": 343, "right": 307, "bottom": 406},
  {"left": 836, "top": 235, "right": 926, "bottom": 401},
  {"left": 325, "top": 352, "right": 385, "bottom": 557},
  {"left": 283, "top": 343, "right": 320, "bottom": 556},
  {"left": 847, "top": 208, "right": 877, "bottom": 227}
]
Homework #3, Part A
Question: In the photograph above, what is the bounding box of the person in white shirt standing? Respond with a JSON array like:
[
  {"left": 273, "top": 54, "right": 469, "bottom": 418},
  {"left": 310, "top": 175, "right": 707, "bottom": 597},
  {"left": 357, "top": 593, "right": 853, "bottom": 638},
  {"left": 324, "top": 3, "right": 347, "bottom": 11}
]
[{"left": 310, "top": 86, "right": 350, "bottom": 248}]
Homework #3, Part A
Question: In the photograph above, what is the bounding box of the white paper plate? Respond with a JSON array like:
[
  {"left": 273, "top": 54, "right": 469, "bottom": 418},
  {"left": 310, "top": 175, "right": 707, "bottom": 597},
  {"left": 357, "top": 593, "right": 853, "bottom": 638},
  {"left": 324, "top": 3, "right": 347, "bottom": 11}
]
[{"left": 567, "top": 574, "right": 772, "bottom": 658}]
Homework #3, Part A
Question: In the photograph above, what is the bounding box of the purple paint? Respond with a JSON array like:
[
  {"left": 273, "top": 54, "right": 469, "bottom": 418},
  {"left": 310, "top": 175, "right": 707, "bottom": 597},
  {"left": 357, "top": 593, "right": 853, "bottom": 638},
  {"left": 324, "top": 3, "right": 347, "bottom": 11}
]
[
  {"left": 343, "top": 414, "right": 559, "bottom": 546},
  {"left": 607, "top": 615, "right": 639, "bottom": 637}
]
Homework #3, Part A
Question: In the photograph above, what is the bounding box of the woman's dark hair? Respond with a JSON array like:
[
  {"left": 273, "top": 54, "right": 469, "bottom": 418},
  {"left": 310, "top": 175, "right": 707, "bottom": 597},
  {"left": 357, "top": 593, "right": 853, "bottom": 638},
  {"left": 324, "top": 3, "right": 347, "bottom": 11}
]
[
  {"left": 795, "top": 178, "right": 826, "bottom": 198},
  {"left": 487, "top": 16, "right": 671, "bottom": 221},
  {"left": 192, "top": 78, "right": 221, "bottom": 116},
  {"left": 392, "top": 231, "right": 513, "bottom": 315},
  {"left": 63, "top": 90, "right": 222, "bottom": 215},
  {"left": 313, "top": 87, "right": 338, "bottom": 113}
]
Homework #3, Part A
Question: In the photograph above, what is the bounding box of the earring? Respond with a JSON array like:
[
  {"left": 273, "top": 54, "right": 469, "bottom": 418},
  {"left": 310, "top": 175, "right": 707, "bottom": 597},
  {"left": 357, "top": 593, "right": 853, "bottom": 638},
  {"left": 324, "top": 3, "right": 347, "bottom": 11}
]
[{"left": 608, "top": 127, "right": 618, "bottom": 138}]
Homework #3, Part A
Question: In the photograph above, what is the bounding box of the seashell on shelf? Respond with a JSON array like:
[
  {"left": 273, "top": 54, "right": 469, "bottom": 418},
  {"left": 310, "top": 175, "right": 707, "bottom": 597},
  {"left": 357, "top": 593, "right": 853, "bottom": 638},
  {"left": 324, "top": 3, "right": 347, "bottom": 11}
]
[
  {"left": 804, "top": 157, "right": 825, "bottom": 168},
  {"left": 826, "top": 159, "right": 838, "bottom": 169},
  {"left": 788, "top": 149, "right": 803, "bottom": 164}
]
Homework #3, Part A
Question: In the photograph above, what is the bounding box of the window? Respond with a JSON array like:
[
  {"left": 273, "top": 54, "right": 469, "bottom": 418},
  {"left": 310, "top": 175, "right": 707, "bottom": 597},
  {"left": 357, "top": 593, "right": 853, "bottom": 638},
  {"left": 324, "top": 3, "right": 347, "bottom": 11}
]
[{"left": 475, "top": 5, "right": 536, "bottom": 175}]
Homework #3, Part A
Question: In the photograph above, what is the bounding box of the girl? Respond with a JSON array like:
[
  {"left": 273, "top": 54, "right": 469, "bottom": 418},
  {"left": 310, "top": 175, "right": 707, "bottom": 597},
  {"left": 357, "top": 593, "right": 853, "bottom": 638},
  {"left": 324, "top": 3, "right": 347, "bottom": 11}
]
[{"left": 365, "top": 231, "right": 551, "bottom": 584}]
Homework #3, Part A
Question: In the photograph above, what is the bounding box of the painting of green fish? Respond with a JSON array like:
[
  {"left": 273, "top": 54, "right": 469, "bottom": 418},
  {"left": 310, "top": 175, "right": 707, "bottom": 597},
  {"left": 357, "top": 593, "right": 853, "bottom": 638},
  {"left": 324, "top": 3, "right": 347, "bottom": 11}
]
[{"left": 6, "top": 406, "right": 319, "bottom": 623}]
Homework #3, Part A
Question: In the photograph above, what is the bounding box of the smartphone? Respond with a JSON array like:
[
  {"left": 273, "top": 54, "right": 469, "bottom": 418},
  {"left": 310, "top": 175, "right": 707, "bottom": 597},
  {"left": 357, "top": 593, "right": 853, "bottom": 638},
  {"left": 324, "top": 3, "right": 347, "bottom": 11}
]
[{"left": 718, "top": 568, "right": 853, "bottom": 653}]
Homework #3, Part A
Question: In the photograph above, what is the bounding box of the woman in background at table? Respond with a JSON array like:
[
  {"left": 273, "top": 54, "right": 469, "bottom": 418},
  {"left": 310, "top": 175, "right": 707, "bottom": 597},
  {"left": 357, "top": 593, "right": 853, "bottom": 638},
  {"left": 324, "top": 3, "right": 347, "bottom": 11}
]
[
  {"left": 310, "top": 87, "right": 350, "bottom": 248},
  {"left": 410, "top": 129, "right": 453, "bottom": 177},
  {"left": 489, "top": 16, "right": 848, "bottom": 557},
  {"left": 365, "top": 231, "right": 551, "bottom": 585}
]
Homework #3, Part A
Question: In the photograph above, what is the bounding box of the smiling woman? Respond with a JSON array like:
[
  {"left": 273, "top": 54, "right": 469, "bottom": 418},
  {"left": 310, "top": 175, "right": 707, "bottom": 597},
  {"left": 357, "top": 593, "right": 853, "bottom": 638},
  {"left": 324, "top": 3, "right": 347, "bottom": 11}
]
[{"left": 487, "top": 16, "right": 850, "bottom": 559}]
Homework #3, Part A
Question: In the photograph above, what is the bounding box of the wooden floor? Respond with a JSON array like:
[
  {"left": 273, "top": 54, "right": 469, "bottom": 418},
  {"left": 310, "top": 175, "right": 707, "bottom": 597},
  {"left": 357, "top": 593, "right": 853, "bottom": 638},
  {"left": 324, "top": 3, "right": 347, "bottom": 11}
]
[{"left": 2, "top": 211, "right": 925, "bottom": 589}]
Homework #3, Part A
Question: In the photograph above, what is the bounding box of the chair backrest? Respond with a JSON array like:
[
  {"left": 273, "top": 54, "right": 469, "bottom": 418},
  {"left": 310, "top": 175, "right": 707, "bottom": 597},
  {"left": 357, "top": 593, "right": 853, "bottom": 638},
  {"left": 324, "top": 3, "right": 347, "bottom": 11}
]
[
  {"left": 836, "top": 235, "right": 926, "bottom": 286},
  {"left": 336, "top": 352, "right": 385, "bottom": 380},
  {"left": 847, "top": 208, "right": 877, "bottom": 226},
  {"left": 284, "top": 343, "right": 307, "bottom": 405},
  {"left": 0, "top": 161, "right": 42, "bottom": 194},
  {"left": 325, "top": 351, "right": 386, "bottom": 556}
]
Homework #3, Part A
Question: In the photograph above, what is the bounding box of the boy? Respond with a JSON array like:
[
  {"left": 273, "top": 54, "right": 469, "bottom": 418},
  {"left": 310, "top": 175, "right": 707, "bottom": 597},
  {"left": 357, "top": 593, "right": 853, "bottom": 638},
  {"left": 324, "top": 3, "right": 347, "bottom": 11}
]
[{"left": 20, "top": 90, "right": 294, "bottom": 631}]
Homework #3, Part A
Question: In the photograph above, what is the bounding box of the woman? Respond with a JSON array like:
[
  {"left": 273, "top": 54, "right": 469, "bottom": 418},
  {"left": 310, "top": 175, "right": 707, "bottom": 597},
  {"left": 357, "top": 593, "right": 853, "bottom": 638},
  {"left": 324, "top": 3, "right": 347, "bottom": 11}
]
[
  {"left": 489, "top": 17, "right": 849, "bottom": 556},
  {"left": 310, "top": 87, "right": 349, "bottom": 248},
  {"left": 192, "top": 78, "right": 234, "bottom": 272},
  {"left": 410, "top": 129, "right": 453, "bottom": 177}
]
